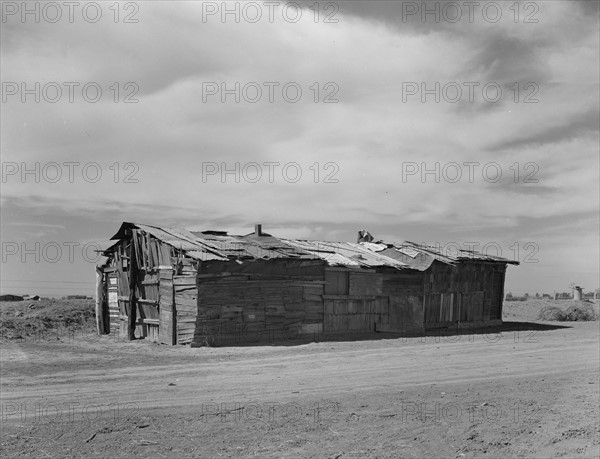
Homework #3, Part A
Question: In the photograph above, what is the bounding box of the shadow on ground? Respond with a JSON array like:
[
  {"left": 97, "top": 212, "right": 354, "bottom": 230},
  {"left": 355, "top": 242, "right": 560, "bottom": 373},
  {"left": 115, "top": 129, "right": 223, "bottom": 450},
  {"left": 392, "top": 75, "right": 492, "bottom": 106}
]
[{"left": 191, "top": 321, "right": 571, "bottom": 348}]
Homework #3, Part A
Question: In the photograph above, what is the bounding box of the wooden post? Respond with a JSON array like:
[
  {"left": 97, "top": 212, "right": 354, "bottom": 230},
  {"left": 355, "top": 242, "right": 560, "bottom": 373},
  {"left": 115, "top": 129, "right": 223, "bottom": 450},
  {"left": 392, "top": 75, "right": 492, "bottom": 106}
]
[
  {"left": 127, "top": 235, "right": 137, "bottom": 341},
  {"left": 95, "top": 267, "right": 105, "bottom": 334},
  {"left": 159, "top": 266, "right": 176, "bottom": 345},
  {"left": 498, "top": 268, "right": 506, "bottom": 320}
]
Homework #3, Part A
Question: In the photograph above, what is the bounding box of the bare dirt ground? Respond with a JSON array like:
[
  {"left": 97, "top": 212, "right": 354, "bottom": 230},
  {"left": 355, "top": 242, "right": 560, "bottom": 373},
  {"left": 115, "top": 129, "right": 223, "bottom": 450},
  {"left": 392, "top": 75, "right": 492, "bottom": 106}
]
[{"left": 1, "top": 299, "right": 599, "bottom": 458}]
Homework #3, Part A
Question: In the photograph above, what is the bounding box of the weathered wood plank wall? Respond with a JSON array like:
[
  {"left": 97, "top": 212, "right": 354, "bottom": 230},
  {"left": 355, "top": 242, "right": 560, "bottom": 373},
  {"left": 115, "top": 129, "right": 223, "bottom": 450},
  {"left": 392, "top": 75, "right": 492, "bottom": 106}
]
[
  {"left": 381, "top": 271, "right": 424, "bottom": 332},
  {"left": 102, "top": 229, "right": 199, "bottom": 342},
  {"left": 174, "top": 274, "right": 197, "bottom": 344},
  {"left": 192, "top": 259, "right": 325, "bottom": 346},
  {"left": 193, "top": 277, "right": 325, "bottom": 346},
  {"left": 159, "top": 267, "right": 175, "bottom": 345},
  {"left": 423, "top": 261, "right": 507, "bottom": 326},
  {"left": 107, "top": 274, "right": 119, "bottom": 334}
]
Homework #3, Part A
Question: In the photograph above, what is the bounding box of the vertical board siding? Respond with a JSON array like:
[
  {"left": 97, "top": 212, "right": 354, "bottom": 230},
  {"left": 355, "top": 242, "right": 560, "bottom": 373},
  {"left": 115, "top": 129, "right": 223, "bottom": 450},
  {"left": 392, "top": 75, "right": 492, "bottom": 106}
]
[
  {"left": 323, "top": 271, "right": 393, "bottom": 334},
  {"left": 108, "top": 275, "right": 120, "bottom": 335},
  {"left": 174, "top": 274, "right": 198, "bottom": 344},
  {"left": 322, "top": 296, "right": 386, "bottom": 333},
  {"left": 380, "top": 271, "right": 424, "bottom": 331},
  {"left": 423, "top": 261, "right": 506, "bottom": 326},
  {"left": 159, "top": 268, "right": 175, "bottom": 345}
]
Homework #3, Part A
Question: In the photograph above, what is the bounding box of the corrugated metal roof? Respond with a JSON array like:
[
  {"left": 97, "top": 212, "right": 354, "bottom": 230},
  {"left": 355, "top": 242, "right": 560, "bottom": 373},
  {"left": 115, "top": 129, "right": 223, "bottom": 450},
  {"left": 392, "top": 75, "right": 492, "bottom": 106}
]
[
  {"left": 106, "top": 222, "right": 519, "bottom": 269},
  {"left": 400, "top": 241, "right": 518, "bottom": 265},
  {"left": 280, "top": 239, "right": 411, "bottom": 269},
  {"left": 108, "top": 222, "right": 228, "bottom": 260}
]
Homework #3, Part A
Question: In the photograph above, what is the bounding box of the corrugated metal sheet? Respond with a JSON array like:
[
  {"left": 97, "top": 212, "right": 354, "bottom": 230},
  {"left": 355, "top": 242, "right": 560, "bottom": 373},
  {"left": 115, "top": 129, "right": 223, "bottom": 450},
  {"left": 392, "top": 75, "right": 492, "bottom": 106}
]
[
  {"left": 106, "top": 222, "right": 518, "bottom": 269},
  {"left": 280, "top": 240, "right": 410, "bottom": 269},
  {"left": 401, "top": 241, "right": 518, "bottom": 265},
  {"left": 380, "top": 247, "right": 435, "bottom": 271},
  {"left": 108, "top": 222, "right": 228, "bottom": 260},
  {"left": 185, "top": 250, "right": 228, "bottom": 261}
]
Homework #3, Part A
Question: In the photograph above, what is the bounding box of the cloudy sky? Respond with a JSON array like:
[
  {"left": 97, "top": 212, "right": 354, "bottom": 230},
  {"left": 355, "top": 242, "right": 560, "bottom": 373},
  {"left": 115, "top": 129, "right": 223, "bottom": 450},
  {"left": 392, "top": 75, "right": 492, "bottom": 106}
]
[{"left": 1, "top": 0, "right": 598, "bottom": 296}]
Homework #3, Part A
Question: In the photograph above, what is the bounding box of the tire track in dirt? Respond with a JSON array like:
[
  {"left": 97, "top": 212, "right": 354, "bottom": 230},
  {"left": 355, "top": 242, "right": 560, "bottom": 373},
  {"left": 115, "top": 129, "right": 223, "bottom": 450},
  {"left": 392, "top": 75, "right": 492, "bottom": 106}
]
[{"left": 2, "top": 324, "right": 597, "bottom": 419}]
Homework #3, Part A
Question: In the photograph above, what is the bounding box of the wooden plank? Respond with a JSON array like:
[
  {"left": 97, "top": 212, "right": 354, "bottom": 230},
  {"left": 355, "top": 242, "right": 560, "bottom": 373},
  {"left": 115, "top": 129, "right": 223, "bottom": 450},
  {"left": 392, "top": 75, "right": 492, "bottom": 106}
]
[
  {"left": 177, "top": 316, "right": 198, "bottom": 323},
  {"left": 127, "top": 231, "right": 138, "bottom": 341},
  {"left": 159, "top": 268, "right": 175, "bottom": 345},
  {"left": 303, "top": 294, "right": 322, "bottom": 302},
  {"left": 349, "top": 272, "right": 383, "bottom": 296},
  {"left": 174, "top": 287, "right": 197, "bottom": 296},
  {"left": 138, "top": 299, "right": 158, "bottom": 306},
  {"left": 95, "top": 267, "right": 106, "bottom": 335},
  {"left": 159, "top": 243, "right": 172, "bottom": 267},
  {"left": 174, "top": 296, "right": 197, "bottom": 307},
  {"left": 174, "top": 277, "right": 197, "bottom": 286},
  {"left": 333, "top": 301, "right": 348, "bottom": 315}
]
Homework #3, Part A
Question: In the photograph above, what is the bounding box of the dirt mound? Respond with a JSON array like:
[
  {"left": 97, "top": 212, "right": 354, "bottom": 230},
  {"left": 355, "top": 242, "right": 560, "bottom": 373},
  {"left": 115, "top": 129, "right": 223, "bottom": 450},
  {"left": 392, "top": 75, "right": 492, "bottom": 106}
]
[{"left": 0, "top": 298, "right": 96, "bottom": 340}]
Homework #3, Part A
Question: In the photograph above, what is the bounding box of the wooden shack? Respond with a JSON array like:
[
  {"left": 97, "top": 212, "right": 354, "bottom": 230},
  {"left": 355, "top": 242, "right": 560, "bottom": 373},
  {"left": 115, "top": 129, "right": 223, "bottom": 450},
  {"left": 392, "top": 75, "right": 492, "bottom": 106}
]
[{"left": 96, "top": 222, "right": 518, "bottom": 346}]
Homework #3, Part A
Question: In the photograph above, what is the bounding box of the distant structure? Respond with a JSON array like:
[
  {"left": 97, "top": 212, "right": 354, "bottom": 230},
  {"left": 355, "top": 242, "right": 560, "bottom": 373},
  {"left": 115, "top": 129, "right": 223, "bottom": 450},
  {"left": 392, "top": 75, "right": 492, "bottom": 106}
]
[
  {"left": 22, "top": 294, "right": 41, "bottom": 301},
  {"left": 0, "top": 294, "right": 24, "bottom": 302},
  {"left": 96, "top": 222, "right": 519, "bottom": 346}
]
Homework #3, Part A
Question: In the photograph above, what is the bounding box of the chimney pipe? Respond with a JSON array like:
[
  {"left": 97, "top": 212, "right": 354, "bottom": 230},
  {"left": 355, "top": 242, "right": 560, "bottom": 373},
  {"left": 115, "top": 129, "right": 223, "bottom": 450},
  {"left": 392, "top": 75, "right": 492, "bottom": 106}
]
[{"left": 255, "top": 224, "right": 262, "bottom": 236}]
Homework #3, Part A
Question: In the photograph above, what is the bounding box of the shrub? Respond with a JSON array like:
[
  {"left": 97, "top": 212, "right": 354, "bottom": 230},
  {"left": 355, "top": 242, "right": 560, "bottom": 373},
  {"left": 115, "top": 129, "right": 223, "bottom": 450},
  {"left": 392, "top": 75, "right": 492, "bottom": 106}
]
[
  {"left": 538, "top": 303, "right": 598, "bottom": 321},
  {"left": 538, "top": 306, "right": 566, "bottom": 321},
  {"left": 564, "top": 304, "right": 598, "bottom": 321},
  {"left": 505, "top": 296, "right": 527, "bottom": 302}
]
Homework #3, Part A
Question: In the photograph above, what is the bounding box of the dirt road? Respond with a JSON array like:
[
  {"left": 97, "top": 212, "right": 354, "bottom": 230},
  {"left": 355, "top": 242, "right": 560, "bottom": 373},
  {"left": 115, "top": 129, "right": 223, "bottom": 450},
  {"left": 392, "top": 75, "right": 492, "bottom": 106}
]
[{"left": 1, "top": 319, "right": 599, "bottom": 458}]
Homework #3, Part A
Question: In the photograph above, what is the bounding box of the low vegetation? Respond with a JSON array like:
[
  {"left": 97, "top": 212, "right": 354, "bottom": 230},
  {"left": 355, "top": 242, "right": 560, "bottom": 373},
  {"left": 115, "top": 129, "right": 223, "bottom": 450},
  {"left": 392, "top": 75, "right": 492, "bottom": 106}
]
[
  {"left": 0, "top": 298, "right": 96, "bottom": 340},
  {"left": 538, "top": 302, "right": 598, "bottom": 321}
]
